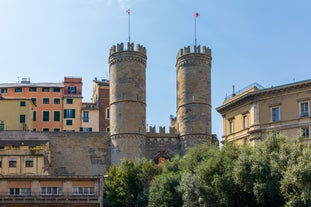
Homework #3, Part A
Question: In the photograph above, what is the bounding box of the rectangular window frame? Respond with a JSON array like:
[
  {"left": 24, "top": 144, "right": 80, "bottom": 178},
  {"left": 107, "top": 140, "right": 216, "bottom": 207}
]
[
  {"left": 43, "top": 98, "right": 50, "bottom": 104},
  {"left": 54, "top": 111, "right": 60, "bottom": 122},
  {"left": 15, "top": 88, "right": 22, "bottom": 93},
  {"left": 83, "top": 111, "right": 89, "bottom": 122},
  {"left": 42, "top": 87, "right": 50, "bottom": 92},
  {"left": 29, "top": 87, "right": 37, "bottom": 92},
  {"left": 0, "top": 88, "right": 7, "bottom": 93},
  {"left": 66, "top": 99, "right": 73, "bottom": 104},
  {"left": 20, "top": 101, "right": 26, "bottom": 107},
  {"left": 54, "top": 98, "right": 60, "bottom": 104},
  {"left": 271, "top": 106, "right": 280, "bottom": 122},
  {"left": 301, "top": 127, "right": 310, "bottom": 139},
  {"left": 9, "top": 158, "right": 17, "bottom": 168},
  {"left": 43, "top": 111, "right": 49, "bottom": 122},
  {"left": 20, "top": 114, "right": 26, "bottom": 123},
  {"left": 300, "top": 101, "right": 309, "bottom": 118},
  {"left": 25, "top": 157, "right": 33, "bottom": 167},
  {"left": 53, "top": 87, "right": 60, "bottom": 93}
]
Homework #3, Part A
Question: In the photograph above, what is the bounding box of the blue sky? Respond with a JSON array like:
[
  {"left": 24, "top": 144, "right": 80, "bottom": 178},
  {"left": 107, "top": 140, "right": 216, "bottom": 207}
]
[{"left": 1, "top": 0, "right": 311, "bottom": 140}]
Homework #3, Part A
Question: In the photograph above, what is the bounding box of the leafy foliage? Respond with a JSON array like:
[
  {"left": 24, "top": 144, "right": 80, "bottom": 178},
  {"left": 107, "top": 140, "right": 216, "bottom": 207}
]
[{"left": 104, "top": 135, "right": 311, "bottom": 207}]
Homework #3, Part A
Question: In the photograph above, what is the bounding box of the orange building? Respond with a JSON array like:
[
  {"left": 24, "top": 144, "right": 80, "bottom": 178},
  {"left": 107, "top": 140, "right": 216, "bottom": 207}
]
[
  {"left": 0, "top": 77, "right": 85, "bottom": 132},
  {"left": 0, "top": 78, "right": 64, "bottom": 132}
]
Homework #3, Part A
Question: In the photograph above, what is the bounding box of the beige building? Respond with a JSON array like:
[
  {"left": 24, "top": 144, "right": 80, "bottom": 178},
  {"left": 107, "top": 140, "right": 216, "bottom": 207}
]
[
  {"left": 0, "top": 176, "right": 102, "bottom": 207},
  {"left": 80, "top": 102, "right": 99, "bottom": 132},
  {"left": 216, "top": 80, "right": 311, "bottom": 145},
  {"left": 0, "top": 96, "right": 34, "bottom": 131},
  {"left": 0, "top": 139, "right": 50, "bottom": 176}
]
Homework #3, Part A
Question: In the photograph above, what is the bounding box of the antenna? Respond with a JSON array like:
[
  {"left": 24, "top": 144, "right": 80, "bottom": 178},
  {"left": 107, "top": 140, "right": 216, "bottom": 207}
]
[{"left": 126, "top": 9, "right": 131, "bottom": 43}]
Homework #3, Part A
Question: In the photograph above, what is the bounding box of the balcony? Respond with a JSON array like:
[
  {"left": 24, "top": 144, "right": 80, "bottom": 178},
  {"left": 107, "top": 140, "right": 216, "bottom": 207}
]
[{"left": 0, "top": 193, "right": 100, "bottom": 204}]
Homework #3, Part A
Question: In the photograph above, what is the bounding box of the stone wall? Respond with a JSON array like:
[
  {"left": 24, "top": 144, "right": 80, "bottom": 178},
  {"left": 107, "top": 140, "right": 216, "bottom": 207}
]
[{"left": 49, "top": 132, "right": 110, "bottom": 176}]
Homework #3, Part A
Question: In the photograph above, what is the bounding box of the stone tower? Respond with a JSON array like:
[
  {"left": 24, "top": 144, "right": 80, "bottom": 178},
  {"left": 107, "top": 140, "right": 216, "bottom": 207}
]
[
  {"left": 109, "top": 42, "right": 147, "bottom": 164},
  {"left": 176, "top": 45, "right": 213, "bottom": 154}
]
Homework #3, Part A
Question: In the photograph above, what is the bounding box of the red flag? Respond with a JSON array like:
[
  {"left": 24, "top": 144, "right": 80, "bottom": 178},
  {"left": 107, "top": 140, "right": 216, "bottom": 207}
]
[
  {"left": 126, "top": 9, "right": 131, "bottom": 15},
  {"left": 195, "top": 12, "right": 199, "bottom": 17}
]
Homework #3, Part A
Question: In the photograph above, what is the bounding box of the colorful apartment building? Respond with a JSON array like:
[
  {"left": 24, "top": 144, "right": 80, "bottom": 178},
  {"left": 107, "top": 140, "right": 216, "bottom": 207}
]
[
  {"left": 63, "top": 77, "right": 83, "bottom": 132},
  {"left": 216, "top": 80, "right": 311, "bottom": 145},
  {"left": 92, "top": 78, "right": 110, "bottom": 132},
  {"left": 0, "top": 96, "right": 34, "bottom": 131},
  {"left": 0, "top": 77, "right": 87, "bottom": 132},
  {"left": 0, "top": 134, "right": 103, "bottom": 206}
]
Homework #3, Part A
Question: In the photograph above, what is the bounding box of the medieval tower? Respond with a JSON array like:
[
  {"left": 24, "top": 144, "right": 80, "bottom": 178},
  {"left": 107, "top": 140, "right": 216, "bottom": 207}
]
[
  {"left": 176, "top": 45, "right": 213, "bottom": 154},
  {"left": 109, "top": 42, "right": 147, "bottom": 164}
]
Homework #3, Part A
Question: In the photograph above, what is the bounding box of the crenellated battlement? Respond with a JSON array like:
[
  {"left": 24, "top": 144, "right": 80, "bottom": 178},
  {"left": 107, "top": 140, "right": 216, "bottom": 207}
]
[
  {"left": 176, "top": 45, "right": 211, "bottom": 59},
  {"left": 110, "top": 42, "right": 146, "bottom": 56},
  {"left": 147, "top": 126, "right": 178, "bottom": 137}
]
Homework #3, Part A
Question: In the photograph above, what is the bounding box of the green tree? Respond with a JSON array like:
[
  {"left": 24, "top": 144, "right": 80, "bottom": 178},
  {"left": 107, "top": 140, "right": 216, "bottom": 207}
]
[
  {"left": 148, "top": 156, "right": 183, "bottom": 207},
  {"left": 280, "top": 140, "right": 311, "bottom": 207},
  {"left": 104, "top": 159, "right": 157, "bottom": 207}
]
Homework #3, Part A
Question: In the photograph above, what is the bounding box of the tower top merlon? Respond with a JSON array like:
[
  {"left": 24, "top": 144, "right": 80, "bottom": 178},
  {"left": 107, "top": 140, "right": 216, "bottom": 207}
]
[
  {"left": 109, "top": 42, "right": 146, "bottom": 56},
  {"left": 176, "top": 45, "right": 211, "bottom": 59}
]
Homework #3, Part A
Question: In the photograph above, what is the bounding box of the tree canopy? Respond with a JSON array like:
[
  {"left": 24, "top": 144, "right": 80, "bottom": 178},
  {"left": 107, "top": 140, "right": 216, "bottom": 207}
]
[{"left": 104, "top": 135, "right": 311, "bottom": 207}]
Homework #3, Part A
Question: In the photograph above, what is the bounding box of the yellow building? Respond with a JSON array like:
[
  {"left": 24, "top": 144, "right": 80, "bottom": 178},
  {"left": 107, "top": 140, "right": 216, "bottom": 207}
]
[
  {"left": 216, "top": 80, "right": 311, "bottom": 145},
  {"left": 63, "top": 77, "right": 83, "bottom": 132},
  {"left": 0, "top": 96, "right": 34, "bottom": 131},
  {"left": 0, "top": 139, "right": 50, "bottom": 176}
]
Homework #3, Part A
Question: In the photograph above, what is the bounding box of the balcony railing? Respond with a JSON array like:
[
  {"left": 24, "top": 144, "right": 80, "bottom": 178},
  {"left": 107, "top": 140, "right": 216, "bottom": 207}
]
[{"left": 0, "top": 193, "right": 100, "bottom": 204}]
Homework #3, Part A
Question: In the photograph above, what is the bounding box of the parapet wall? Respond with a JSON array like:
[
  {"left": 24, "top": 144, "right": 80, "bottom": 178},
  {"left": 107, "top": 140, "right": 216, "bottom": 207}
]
[
  {"left": 176, "top": 45, "right": 211, "bottom": 59},
  {"left": 109, "top": 42, "right": 146, "bottom": 56},
  {"left": 145, "top": 126, "right": 181, "bottom": 160}
]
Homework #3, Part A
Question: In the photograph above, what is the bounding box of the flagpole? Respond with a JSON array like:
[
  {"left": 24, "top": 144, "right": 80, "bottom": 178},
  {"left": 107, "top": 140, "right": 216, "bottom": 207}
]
[
  {"left": 194, "top": 12, "right": 199, "bottom": 46},
  {"left": 194, "top": 16, "right": 197, "bottom": 46},
  {"left": 127, "top": 9, "right": 131, "bottom": 43}
]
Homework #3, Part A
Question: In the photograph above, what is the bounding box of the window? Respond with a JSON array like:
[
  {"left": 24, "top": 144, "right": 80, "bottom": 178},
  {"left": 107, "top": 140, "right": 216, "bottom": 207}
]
[
  {"left": 105, "top": 108, "right": 110, "bottom": 119},
  {"left": 300, "top": 102, "right": 309, "bottom": 117},
  {"left": 43, "top": 128, "right": 49, "bottom": 132},
  {"left": 20, "top": 101, "right": 26, "bottom": 107},
  {"left": 54, "top": 98, "right": 60, "bottom": 104},
  {"left": 33, "top": 111, "right": 36, "bottom": 121},
  {"left": 43, "top": 111, "right": 49, "bottom": 121},
  {"left": 106, "top": 127, "right": 110, "bottom": 132},
  {"left": 9, "top": 158, "right": 16, "bottom": 167},
  {"left": 41, "top": 187, "right": 63, "bottom": 196},
  {"left": 0, "top": 158, "right": 2, "bottom": 168},
  {"left": 242, "top": 114, "right": 248, "bottom": 129},
  {"left": 64, "top": 109, "right": 75, "bottom": 118},
  {"left": 20, "top": 115, "right": 26, "bottom": 123},
  {"left": 66, "top": 120, "right": 73, "bottom": 125},
  {"left": 9, "top": 188, "right": 31, "bottom": 196},
  {"left": 42, "top": 87, "right": 49, "bottom": 92},
  {"left": 29, "top": 87, "right": 37, "bottom": 92},
  {"left": 33, "top": 128, "right": 37, "bottom": 131},
  {"left": 25, "top": 158, "right": 33, "bottom": 167},
  {"left": 54, "top": 111, "right": 60, "bottom": 121},
  {"left": 0, "top": 88, "right": 7, "bottom": 93},
  {"left": 271, "top": 107, "right": 280, "bottom": 122},
  {"left": 15, "top": 88, "right": 22, "bottom": 93},
  {"left": 229, "top": 119, "right": 234, "bottom": 134},
  {"left": 31, "top": 98, "right": 37, "bottom": 105},
  {"left": 301, "top": 127, "right": 310, "bottom": 138},
  {"left": 68, "top": 86, "right": 77, "bottom": 94},
  {"left": 43, "top": 98, "right": 50, "bottom": 104},
  {"left": 72, "top": 187, "right": 94, "bottom": 196},
  {"left": 66, "top": 99, "right": 73, "bottom": 104},
  {"left": 53, "top": 87, "right": 60, "bottom": 93},
  {"left": 54, "top": 128, "right": 60, "bottom": 132},
  {"left": 83, "top": 111, "right": 89, "bottom": 122},
  {"left": 80, "top": 127, "right": 92, "bottom": 132}
]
